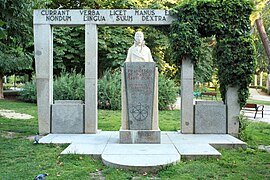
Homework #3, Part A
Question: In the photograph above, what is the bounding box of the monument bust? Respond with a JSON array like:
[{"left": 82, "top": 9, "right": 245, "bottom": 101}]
[{"left": 125, "top": 31, "right": 154, "bottom": 62}]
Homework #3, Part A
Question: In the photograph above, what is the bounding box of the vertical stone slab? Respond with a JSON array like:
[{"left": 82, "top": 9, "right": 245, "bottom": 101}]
[
  {"left": 152, "top": 68, "right": 159, "bottom": 130},
  {"left": 181, "top": 57, "right": 194, "bottom": 134},
  {"left": 121, "top": 67, "right": 128, "bottom": 130},
  {"left": 34, "top": 25, "right": 53, "bottom": 134},
  {"left": 85, "top": 24, "right": 98, "bottom": 133},
  {"left": 124, "top": 62, "right": 156, "bottom": 130},
  {"left": 226, "top": 86, "right": 240, "bottom": 137},
  {"left": 121, "top": 67, "right": 159, "bottom": 131}
]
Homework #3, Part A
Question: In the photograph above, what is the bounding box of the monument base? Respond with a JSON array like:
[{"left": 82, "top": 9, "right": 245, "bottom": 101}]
[{"left": 119, "top": 128, "right": 161, "bottom": 144}]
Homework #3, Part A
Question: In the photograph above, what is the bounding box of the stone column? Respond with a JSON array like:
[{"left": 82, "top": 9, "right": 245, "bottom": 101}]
[
  {"left": 254, "top": 74, "right": 258, "bottom": 86},
  {"left": 34, "top": 25, "right": 53, "bottom": 134},
  {"left": 259, "top": 72, "right": 263, "bottom": 86},
  {"left": 226, "top": 86, "right": 240, "bottom": 137},
  {"left": 181, "top": 57, "right": 194, "bottom": 134},
  {"left": 85, "top": 24, "right": 98, "bottom": 133}
]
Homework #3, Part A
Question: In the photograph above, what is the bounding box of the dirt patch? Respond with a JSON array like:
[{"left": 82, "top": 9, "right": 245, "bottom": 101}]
[
  {"left": 0, "top": 109, "right": 34, "bottom": 119},
  {"left": 0, "top": 131, "right": 21, "bottom": 139},
  {"left": 89, "top": 170, "right": 105, "bottom": 180}
]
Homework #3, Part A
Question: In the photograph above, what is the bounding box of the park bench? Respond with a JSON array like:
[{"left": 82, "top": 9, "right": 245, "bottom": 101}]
[
  {"left": 201, "top": 92, "right": 217, "bottom": 100},
  {"left": 242, "top": 103, "right": 264, "bottom": 119}
]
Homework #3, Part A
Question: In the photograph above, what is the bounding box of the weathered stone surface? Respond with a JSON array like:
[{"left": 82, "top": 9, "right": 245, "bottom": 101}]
[
  {"left": 52, "top": 101, "right": 84, "bottom": 134},
  {"left": 125, "top": 62, "right": 156, "bottom": 130},
  {"left": 226, "top": 86, "right": 240, "bottom": 137},
  {"left": 194, "top": 103, "right": 226, "bottom": 134},
  {"left": 54, "top": 100, "right": 83, "bottom": 104},
  {"left": 34, "top": 9, "right": 175, "bottom": 26},
  {"left": 195, "top": 101, "right": 224, "bottom": 105},
  {"left": 34, "top": 24, "right": 53, "bottom": 134},
  {"left": 181, "top": 57, "right": 194, "bottom": 134},
  {"left": 84, "top": 24, "right": 98, "bottom": 134},
  {"left": 119, "top": 129, "right": 161, "bottom": 144}
]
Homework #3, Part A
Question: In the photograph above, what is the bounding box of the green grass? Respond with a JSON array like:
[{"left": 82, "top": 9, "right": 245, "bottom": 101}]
[
  {"left": 0, "top": 99, "right": 270, "bottom": 179},
  {"left": 247, "top": 99, "right": 270, "bottom": 106}
]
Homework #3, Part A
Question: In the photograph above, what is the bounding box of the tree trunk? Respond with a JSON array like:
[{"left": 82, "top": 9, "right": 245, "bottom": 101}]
[
  {"left": 0, "top": 73, "right": 4, "bottom": 99},
  {"left": 255, "top": 17, "right": 270, "bottom": 62},
  {"left": 255, "top": 16, "right": 270, "bottom": 94}
]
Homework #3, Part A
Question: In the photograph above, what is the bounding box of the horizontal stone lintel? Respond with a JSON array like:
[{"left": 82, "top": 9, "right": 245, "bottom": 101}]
[{"left": 34, "top": 9, "right": 175, "bottom": 25}]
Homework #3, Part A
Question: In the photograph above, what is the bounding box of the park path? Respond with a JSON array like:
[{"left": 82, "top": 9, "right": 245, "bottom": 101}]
[{"left": 244, "top": 88, "right": 270, "bottom": 124}]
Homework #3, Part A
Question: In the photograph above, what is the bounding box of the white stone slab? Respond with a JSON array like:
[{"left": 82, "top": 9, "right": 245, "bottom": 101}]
[
  {"left": 39, "top": 134, "right": 56, "bottom": 143},
  {"left": 160, "top": 134, "right": 172, "bottom": 144},
  {"left": 34, "top": 9, "right": 175, "bottom": 25},
  {"left": 174, "top": 143, "right": 221, "bottom": 156},
  {"left": 39, "top": 132, "right": 112, "bottom": 144},
  {"left": 102, "top": 154, "right": 180, "bottom": 167},
  {"left": 102, "top": 144, "right": 180, "bottom": 168},
  {"left": 102, "top": 144, "right": 178, "bottom": 155},
  {"left": 61, "top": 143, "right": 107, "bottom": 155}
]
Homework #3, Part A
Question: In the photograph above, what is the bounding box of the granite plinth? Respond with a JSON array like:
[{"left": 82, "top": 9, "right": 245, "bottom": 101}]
[
  {"left": 194, "top": 102, "right": 226, "bottom": 134},
  {"left": 124, "top": 62, "right": 156, "bottom": 130},
  {"left": 120, "top": 129, "right": 161, "bottom": 144},
  {"left": 51, "top": 100, "right": 84, "bottom": 134}
]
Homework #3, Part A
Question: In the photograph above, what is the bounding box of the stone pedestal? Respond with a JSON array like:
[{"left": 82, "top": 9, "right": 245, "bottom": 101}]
[
  {"left": 194, "top": 101, "right": 226, "bottom": 134},
  {"left": 120, "top": 62, "right": 160, "bottom": 144},
  {"left": 226, "top": 87, "right": 240, "bottom": 137},
  {"left": 51, "top": 100, "right": 84, "bottom": 134}
]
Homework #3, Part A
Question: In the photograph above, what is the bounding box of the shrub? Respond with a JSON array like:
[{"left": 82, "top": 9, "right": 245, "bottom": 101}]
[
  {"left": 20, "top": 70, "right": 178, "bottom": 110},
  {"left": 53, "top": 71, "right": 85, "bottom": 101},
  {"left": 19, "top": 81, "right": 37, "bottom": 103},
  {"left": 19, "top": 72, "right": 85, "bottom": 102},
  {"left": 158, "top": 74, "right": 178, "bottom": 110},
  {"left": 98, "top": 69, "right": 121, "bottom": 110}
]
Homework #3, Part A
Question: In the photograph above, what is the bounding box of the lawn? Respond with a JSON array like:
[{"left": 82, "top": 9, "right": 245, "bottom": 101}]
[{"left": 0, "top": 99, "right": 270, "bottom": 179}]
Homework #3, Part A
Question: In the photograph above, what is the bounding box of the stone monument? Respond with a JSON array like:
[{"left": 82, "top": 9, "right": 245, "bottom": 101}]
[{"left": 120, "top": 31, "right": 160, "bottom": 144}]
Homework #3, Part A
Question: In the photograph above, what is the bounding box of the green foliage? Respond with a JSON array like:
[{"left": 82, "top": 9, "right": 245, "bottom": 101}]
[
  {"left": 170, "top": 0, "right": 256, "bottom": 107},
  {"left": 19, "top": 81, "right": 37, "bottom": 103},
  {"left": 19, "top": 72, "right": 85, "bottom": 102},
  {"left": 215, "top": 36, "right": 256, "bottom": 106},
  {"left": 98, "top": 69, "right": 121, "bottom": 110},
  {"left": 53, "top": 26, "right": 85, "bottom": 75},
  {"left": 53, "top": 71, "right": 85, "bottom": 101},
  {"left": 158, "top": 74, "right": 178, "bottom": 110},
  {"left": 0, "top": 47, "right": 32, "bottom": 75}
]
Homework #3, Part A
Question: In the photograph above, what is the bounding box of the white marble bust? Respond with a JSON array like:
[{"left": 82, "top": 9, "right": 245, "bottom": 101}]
[{"left": 125, "top": 31, "right": 154, "bottom": 62}]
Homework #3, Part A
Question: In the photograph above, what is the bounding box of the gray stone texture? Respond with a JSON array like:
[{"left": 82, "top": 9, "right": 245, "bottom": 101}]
[
  {"left": 194, "top": 103, "right": 226, "bottom": 134},
  {"left": 226, "top": 86, "right": 240, "bottom": 137},
  {"left": 124, "top": 62, "right": 156, "bottom": 130},
  {"left": 52, "top": 100, "right": 84, "bottom": 134},
  {"left": 34, "top": 9, "right": 175, "bottom": 26},
  {"left": 181, "top": 58, "right": 194, "bottom": 134},
  {"left": 34, "top": 24, "right": 53, "bottom": 134},
  {"left": 84, "top": 24, "right": 98, "bottom": 134},
  {"left": 119, "top": 129, "right": 161, "bottom": 144}
]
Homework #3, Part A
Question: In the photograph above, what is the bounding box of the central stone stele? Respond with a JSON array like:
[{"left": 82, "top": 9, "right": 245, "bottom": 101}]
[{"left": 120, "top": 62, "right": 160, "bottom": 144}]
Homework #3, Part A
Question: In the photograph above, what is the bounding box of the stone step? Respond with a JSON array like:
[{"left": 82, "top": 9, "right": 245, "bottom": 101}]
[{"left": 101, "top": 144, "right": 180, "bottom": 172}]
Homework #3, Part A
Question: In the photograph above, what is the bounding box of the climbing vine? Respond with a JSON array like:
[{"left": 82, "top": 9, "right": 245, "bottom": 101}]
[{"left": 170, "top": 0, "right": 256, "bottom": 107}]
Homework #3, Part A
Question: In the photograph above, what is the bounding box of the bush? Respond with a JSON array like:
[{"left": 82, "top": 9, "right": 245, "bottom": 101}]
[
  {"left": 19, "top": 81, "right": 37, "bottom": 103},
  {"left": 19, "top": 72, "right": 85, "bottom": 102},
  {"left": 20, "top": 70, "right": 178, "bottom": 110},
  {"left": 98, "top": 69, "right": 121, "bottom": 110},
  {"left": 158, "top": 74, "right": 178, "bottom": 110},
  {"left": 53, "top": 71, "right": 85, "bottom": 101}
]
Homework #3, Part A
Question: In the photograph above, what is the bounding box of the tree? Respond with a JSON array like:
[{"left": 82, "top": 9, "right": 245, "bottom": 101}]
[
  {"left": 251, "top": 0, "right": 270, "bottom": 92},
  {"left": 0, "top": 0, "right": 33, "bottom": 99}
]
